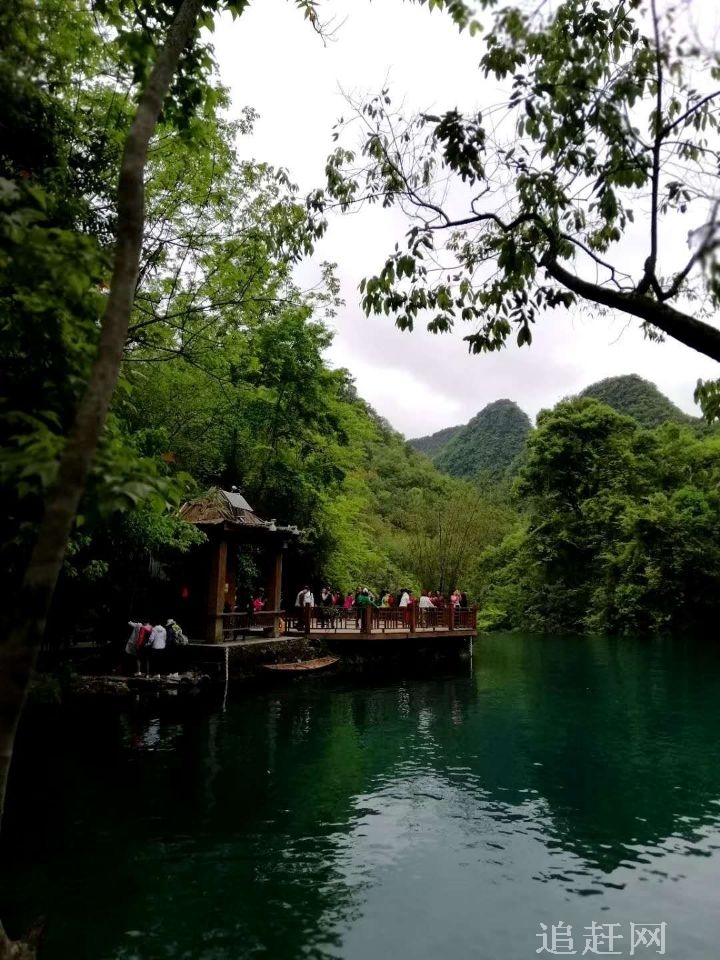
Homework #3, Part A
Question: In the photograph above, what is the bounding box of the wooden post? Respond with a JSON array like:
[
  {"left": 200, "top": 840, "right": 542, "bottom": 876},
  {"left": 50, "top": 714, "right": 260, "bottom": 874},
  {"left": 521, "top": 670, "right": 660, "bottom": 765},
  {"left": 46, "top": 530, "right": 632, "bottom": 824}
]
[
  {"left": 225, "top": 542, "right": 237, "bottom": 613},
  {"left": 447, "top": 602, "right": 455, "bottom": 633},
  {"left": 206, "top": 538, "right": 227, "bottom": 643},
  {"left": 408, "top": 604, "right": 417, "bottom": 633},
  {"left": 266, "top": 549, "right": 283, "bottom": 638},
  {"left": 361, "top": 603, "right": 373, "bottom": 635},
  {"left": 303, "top": 605, "right": 311, "bottom": 635}
]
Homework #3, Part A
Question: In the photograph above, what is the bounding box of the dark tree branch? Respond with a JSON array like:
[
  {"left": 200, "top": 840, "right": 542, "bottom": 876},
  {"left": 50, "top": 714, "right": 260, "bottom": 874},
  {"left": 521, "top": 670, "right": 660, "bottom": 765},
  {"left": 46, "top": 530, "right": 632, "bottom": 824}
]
[
  {"left": 542, "top": 253, "right": 720, "bottom": 362},
  {"left": 661, "top": 89, "right": 720, "bottom": 138},
  {"left": 563, "top": 235, "right": 631, "bottom": 289},
  {"left": 661, "top": 201, "right": 720, "bottom": 302}
]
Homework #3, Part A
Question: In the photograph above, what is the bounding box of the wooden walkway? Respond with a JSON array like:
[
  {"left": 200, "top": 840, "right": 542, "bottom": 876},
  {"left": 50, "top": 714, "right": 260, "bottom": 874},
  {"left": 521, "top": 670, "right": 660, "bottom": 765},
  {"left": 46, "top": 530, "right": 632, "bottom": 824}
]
[{"left": 218, "top": 606, "right": 477, "bottom": 643}]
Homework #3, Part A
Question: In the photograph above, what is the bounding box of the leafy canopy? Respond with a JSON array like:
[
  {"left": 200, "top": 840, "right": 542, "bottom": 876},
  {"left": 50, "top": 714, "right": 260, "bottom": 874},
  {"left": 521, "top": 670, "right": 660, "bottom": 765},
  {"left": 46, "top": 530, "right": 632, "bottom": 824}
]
[
  {"left": 474, "top": 397, "right": 720, "bottom": 635},
  {"left": 316, "top": 0, "right": 720, "bottom": 368}
]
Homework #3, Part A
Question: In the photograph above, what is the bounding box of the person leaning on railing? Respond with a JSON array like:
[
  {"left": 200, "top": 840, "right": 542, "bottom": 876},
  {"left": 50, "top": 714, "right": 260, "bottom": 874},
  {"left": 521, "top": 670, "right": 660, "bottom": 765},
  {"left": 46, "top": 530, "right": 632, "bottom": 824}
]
[
  {"left": 354, "top": 587, "right": 375, "bottom": 628},
  {"left": 356, "top": 588, "right": 374, "bottom": 607},
  {"left": 417, "top": 591, "right": 433, "bottom": 627}
]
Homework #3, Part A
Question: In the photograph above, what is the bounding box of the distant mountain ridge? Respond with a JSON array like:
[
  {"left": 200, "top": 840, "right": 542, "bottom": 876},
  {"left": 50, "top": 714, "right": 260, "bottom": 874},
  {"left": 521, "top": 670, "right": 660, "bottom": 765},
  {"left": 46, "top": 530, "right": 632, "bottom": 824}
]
[
  {"left": 578, "top": 374, "right": 694, "bottom": 428},
  {"left": 408, "top": 374, "right": 699, "bottom": 480},
  {"left": 409, "top": 424, "right": 463, "bottom": 458},
  {"left": 411, "top": 399, "right": 532, "bottom": 480}
]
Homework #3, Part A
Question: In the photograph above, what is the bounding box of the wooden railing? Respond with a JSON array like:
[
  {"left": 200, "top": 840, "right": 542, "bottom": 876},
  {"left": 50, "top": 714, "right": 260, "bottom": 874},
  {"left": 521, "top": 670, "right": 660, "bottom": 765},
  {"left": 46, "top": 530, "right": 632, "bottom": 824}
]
[
  {"left": 220, "top": 610, "right": 285, "bottom": 641},
  {"left": 291, "top": 605, "right": 477, "bottom": 635},
  {"left": 217, "top": 605, "right": 477, "bottom": 641}
]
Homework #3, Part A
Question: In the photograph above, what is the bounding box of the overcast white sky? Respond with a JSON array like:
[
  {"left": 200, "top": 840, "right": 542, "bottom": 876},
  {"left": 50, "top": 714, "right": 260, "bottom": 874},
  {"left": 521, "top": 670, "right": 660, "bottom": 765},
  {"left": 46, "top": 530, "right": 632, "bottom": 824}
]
[{"left": 212, "top": 0, "right": 720, "bottom": 438}]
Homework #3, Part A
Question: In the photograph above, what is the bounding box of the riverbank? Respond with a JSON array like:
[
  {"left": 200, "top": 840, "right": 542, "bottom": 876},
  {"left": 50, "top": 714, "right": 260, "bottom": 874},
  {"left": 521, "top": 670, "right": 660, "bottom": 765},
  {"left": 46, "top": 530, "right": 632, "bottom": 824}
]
[{"left": 31, "top": 632, "right": 473, "bottom": 703}]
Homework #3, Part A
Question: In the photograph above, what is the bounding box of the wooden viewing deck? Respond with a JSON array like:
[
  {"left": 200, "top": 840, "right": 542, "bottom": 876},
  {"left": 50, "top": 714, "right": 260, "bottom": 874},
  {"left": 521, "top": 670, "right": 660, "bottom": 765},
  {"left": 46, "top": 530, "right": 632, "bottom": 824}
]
[{"left": 217, "top": 605, "right": 477, "bottom": 643}]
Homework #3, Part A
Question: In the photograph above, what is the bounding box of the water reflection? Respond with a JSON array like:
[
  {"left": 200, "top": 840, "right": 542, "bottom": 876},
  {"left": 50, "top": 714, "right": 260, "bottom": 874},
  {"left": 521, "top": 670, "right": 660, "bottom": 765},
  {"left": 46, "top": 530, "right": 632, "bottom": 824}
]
[{"left": 3, "top": 635, "right": 720, "bottom": 958}]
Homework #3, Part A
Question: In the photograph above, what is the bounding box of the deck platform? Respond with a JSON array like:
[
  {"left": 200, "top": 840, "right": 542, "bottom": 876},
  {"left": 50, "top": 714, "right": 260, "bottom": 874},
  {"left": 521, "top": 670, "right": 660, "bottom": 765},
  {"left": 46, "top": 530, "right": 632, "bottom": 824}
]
[
  {"left": 214, "top": 605, "right": 478, "bottom": 644},
  {"left": 299, "top": 627, "right": 475, "bottom": 642}
]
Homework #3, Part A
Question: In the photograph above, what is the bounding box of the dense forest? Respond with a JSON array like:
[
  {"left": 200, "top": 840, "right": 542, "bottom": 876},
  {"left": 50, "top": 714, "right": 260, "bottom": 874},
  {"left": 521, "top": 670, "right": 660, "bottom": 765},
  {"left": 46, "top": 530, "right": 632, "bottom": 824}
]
[
  {"left": 432, "top": 400, "right": 531, "bottom": 480},
  {"left": 410, "top": 398, "right": 532, "bottom": 480},
  {"left": 473, "top": 398, "right": 720, "bottom": 635},
  {"left": 1, "top": 0, "right": 519, "bottom": 646},
  {"left": 3, "top": 0, "right": 720, "bottom": 650},
  {"left": 408, "top": 424, "right": 462, "bottom": 460},
  {"left": 579, "top": 374, "right": 695, "bottom": 429},
  {"left": 409, "top": 377, "right": 720, "bottom": 636}
]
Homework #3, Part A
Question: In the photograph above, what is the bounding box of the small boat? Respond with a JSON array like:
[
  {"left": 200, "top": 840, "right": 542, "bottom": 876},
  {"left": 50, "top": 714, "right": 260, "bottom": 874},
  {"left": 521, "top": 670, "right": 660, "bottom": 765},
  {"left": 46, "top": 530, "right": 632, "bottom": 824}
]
[{"left": 261, "top": 656, "right": 339, "bottom": 673}]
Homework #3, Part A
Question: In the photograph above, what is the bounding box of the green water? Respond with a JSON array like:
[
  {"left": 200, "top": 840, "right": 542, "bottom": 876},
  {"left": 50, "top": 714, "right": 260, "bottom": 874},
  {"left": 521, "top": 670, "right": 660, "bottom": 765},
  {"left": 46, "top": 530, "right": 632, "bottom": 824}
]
[{"left": 3, "top": 633, "right": 720, "bottom": 959}]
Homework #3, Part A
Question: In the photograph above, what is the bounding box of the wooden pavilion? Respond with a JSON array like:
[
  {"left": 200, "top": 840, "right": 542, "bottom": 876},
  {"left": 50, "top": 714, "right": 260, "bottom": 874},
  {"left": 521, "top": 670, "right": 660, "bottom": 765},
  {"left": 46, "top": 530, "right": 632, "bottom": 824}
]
[{"left": 179, "top": 487, "right": 299, "bottom": 643}]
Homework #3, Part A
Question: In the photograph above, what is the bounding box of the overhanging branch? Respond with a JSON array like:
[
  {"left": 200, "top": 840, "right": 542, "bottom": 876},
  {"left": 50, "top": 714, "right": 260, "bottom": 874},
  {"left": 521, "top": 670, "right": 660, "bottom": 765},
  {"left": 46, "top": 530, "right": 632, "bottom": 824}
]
[{"left": 542, "top": 254, "right": 720, "bottom": 363}]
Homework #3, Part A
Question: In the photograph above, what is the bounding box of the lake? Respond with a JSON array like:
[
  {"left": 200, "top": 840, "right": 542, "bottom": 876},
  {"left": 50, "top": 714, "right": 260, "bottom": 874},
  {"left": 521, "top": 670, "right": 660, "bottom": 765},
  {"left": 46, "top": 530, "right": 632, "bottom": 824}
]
[{"left": 3, "top": 633, "right": 720, "bottom": 958}]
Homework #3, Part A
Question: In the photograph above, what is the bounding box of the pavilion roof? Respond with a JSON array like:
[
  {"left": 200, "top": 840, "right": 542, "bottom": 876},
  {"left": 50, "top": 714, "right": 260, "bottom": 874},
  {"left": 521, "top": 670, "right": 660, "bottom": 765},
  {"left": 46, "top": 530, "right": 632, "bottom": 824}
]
[{"left": 179, "top": 487, "right": 299, "bottom": 536}]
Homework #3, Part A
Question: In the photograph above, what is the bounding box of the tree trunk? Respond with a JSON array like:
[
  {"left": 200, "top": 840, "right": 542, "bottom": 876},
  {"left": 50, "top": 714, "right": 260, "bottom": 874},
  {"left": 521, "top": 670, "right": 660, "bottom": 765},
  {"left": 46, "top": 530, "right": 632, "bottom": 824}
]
[{"left": 0, "top": 0, "right": 205, "bottom": 951}]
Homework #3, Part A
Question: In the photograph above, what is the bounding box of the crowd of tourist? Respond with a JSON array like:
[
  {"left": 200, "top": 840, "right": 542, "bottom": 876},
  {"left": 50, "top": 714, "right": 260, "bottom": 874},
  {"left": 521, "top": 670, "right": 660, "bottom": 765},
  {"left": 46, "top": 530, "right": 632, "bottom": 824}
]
[
  {"left": 124, "top": 618, "right": 188, "bottom": 676},
  {"left": 232, "top": 585, "right": 470, "bottom": 618},
  {"left": 123, "top": 587, "right": 470, "bottom": 675},
  {"left": 292, "top": 585, "right": 469, "bottom": 612}
]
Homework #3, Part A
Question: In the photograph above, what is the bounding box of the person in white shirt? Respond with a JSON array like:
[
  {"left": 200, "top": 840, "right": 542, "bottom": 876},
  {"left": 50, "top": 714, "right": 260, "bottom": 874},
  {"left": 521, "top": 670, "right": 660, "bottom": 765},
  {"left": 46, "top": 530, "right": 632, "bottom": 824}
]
[
  {"left": 294, "top": 586, "right": 314, "bottom": 629},
  {"left": 418, "top": 592, "right": 434, "bottom": 626},
  {"left": 125, "top": 621, "right": 142, "bottom": 675},
  {"left": 398, "top": 589, "right": 411, "bottom": 625},
  {"left": 295, "top": 586, "right": 314, "bottom": 607},
  {"left": 148, "top": 623, "right": 167, "bottom": 675}
]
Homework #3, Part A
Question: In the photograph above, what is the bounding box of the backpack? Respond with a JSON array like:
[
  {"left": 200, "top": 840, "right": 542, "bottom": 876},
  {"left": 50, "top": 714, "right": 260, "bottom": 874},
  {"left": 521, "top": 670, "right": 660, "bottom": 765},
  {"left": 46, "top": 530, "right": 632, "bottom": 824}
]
[{"left": 169, "top": 621, "right": 187, "bottom": 645}]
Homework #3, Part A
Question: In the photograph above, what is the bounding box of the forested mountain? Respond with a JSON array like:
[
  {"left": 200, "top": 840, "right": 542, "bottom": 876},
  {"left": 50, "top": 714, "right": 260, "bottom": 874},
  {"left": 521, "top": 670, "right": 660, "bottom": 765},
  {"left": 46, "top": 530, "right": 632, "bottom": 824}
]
[
  {"left": 579, "top": 374, "right": 694, "bottom": 428},
  {"left": 410, "top": 376, "right": 696, "bottom": 476},
  {"left": 473, "top": 398, "right": 720, "bottom": 636},
  {"left": 417, "top": 400, "right": 532, "bottom": 480},
  {"left": 408, "top": 424, "right": 462, "bottom": 458}
]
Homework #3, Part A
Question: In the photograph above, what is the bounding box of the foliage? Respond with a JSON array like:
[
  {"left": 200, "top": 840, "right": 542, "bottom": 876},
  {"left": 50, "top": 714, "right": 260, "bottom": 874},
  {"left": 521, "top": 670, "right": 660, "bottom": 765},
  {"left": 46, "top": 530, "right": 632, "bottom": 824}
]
[
  {"left": 0, "top": 0, "right": 508, "bottom": 629},
  {"left": 317, "top": 0, "right": 720, "bottom": 365},
  {"left": 0, "top": 0, "right": 192, "bottom": 593},
  {"left": 408, "top": 424, "right": 462, "bottom": 458},
  {"left": 476, "top": 398, "right": 720, "bottom": 635},
  {"left": 12, "top": 0, "right": 720, "bottom": 653},
  {"left": 434, "top": 399, "right": 532, "bottom": 480},
  {"left": 694, "top": 377, "right": 720, "bottom": 423},
  {"left": 470, "top": 526, "right": 527, "bottom": 630},
  {"left": 0, "top": 0, "right": 339, "bottom": 624},
  {"left": 401, "top": 481, "right": 517, "bottom": 594},
  {"left": 314, "top": 410, "right": 460, "bottom": 593},
  {"left": 410, "top": 400, "right": 532, "bottom": 479},
  {"left": 305, "top": 403, "right": 517, "bottom": 596},
  {"left": 579, "top": 374, "right": 693, "bottom": 429},
  {"left": 411, "top": 375, "right": 699, "bottom": 475}
]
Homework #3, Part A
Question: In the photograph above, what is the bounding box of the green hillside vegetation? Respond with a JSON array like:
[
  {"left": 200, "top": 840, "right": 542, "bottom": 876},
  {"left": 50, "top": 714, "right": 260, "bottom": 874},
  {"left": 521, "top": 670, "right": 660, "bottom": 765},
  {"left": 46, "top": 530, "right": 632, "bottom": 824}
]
[
  {"left": 408, "top": 424, "right": 462, "bottom": 458},
  {"left": 579, "top": 374, "right": 694, "bottom": 428},
  {"left": 0, "top": 5, "right": 517, "bottom": 649},
  {"left": 411, "top": 376, "right": 700, "bottom": 479},
  {"left": 472, "top": 397, "right": 720, "bottom": 636},
  {"left": 434, "top": 399, "right": 533, "bottom": 480},
  {"left": 5, "top": 0, "right": 718, "bottom": 651},
  {"left": 323, "top": 414, "right": 517, "bottom": 597}
]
